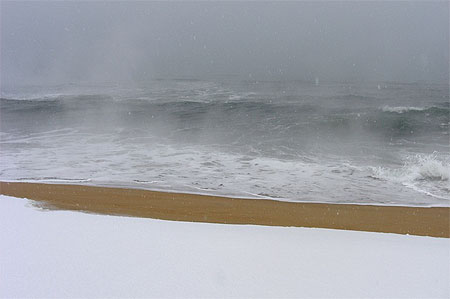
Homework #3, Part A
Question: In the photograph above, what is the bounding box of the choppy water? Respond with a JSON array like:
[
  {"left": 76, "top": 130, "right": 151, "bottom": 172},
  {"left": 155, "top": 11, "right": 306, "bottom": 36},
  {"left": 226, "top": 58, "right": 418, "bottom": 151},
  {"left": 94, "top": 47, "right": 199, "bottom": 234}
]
[{"left": 1, "top": 80, "right": 449, "bottom": 206}]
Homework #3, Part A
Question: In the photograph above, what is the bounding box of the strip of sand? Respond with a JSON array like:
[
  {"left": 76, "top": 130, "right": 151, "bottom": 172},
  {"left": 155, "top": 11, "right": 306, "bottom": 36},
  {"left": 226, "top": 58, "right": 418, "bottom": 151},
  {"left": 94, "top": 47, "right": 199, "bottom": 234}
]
[{"left": 1, "top": 181, "right": 448, "bottom": 238}]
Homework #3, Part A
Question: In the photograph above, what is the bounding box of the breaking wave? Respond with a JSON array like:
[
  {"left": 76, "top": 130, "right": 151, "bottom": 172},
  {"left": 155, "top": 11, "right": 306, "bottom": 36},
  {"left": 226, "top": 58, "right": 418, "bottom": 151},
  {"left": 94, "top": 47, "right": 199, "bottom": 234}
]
[
  {"left": 372, "top": 154, "right": 448, "bottom": 182},
  {"left": 381, "top": 106, "right": 426, "bottom": 113},
  {"left": 381, "top": 105, "right": 448, "bottom": 115},
  {"left": 2, "top": 81, "right": 449, "bottom": 205},
  {"left": 371, "top": 154, "right": 449, "bottom": 200}
]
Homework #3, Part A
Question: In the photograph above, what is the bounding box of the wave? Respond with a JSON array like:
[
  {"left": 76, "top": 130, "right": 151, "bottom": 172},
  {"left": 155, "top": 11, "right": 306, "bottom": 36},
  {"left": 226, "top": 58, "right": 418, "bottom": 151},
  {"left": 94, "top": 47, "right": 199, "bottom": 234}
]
[
  {"left": 2, "top": 90, "right": 448, "bottom": 146},
  {"left": 0, "top": 95, "right": 63, "bottom": 102},
  {"left": 407, "top": 155, "right": 449, "bottom": 181},
  {"left": 370, "top": 154, "right": 449, "bottom": 200},
  {"left": 381, "top": 106, "right": 427, "bottom": 113},
  {"left": 381, "top": 105, "right": 448, "bottom": 115},
  {"left": 372, "top": 154, "right": 448, "bottom": 182},
  {"left": 12, "top": 177, "right": 91, "bottom": 183}
]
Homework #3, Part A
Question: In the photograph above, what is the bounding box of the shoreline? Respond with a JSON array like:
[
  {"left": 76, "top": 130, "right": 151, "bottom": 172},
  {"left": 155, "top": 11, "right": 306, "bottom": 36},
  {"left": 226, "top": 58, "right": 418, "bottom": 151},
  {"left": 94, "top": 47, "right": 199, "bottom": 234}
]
[{"left": 1, "top": 181, "right": 449, "bottom": 238}]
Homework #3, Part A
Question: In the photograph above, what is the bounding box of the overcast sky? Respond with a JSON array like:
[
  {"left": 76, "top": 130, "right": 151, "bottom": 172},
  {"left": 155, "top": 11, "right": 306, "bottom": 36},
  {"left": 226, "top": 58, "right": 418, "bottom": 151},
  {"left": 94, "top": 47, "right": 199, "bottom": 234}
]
[{"left": 1, "top": 1, "right": 448, "bottom": 86}]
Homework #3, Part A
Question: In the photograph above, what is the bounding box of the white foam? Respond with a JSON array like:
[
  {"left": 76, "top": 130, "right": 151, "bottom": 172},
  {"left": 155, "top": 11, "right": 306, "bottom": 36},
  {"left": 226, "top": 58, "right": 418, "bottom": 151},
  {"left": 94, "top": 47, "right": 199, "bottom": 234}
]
[
  {"left": 381, "top": 105, "right": 427, "bottom": 113},
  {"left": 371, "top": 154, "right": 450, "bottom": 201},
  {"left": 1, "top": 128, "right": 441, "bottom": 206},
  {"left": 373, "top": 154, "right": 449, "bottom": 182}
]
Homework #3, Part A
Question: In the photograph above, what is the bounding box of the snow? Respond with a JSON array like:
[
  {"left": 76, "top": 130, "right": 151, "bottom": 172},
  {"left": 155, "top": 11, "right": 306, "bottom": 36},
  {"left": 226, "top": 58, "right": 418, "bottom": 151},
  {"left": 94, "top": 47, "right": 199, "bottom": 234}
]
[{"left": 1, "top": 195, "right": 449, "bottom": 298}]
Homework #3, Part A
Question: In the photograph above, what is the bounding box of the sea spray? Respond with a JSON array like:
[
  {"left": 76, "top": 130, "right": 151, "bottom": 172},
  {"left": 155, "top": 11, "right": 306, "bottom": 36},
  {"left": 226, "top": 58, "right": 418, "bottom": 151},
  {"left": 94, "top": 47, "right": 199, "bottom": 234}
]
[
  {"left": 372, "top": 154, "right": 449, "bottom": 182},
  {"left": 1, "top": 81, "right": 449, "bottom": 206},
  {"left": 371, "top": 154, "right": 450, "bottom": 201}
]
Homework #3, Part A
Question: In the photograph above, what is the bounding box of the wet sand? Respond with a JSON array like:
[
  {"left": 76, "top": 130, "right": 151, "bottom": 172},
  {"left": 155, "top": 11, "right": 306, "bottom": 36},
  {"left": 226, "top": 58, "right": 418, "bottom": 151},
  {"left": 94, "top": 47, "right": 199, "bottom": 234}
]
[{"left": 1, "top": 181, "right": 448, "bottom": 238}]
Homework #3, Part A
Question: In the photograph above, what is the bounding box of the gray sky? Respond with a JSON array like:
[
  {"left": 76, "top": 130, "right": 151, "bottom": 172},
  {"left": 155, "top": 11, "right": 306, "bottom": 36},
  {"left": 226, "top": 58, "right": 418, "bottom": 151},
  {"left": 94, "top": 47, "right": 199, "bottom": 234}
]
[{"left": 1, "top": 1, "right": 449, "bottom": 86}]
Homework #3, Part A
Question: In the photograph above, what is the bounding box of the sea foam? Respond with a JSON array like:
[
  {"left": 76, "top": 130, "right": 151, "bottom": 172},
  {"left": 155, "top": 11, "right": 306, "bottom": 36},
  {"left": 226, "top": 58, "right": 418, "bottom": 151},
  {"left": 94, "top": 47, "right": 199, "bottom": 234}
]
[
  {"left": 371, "top": 154, "right": 449, "bottom": 201},
  {"left": 373, "top": 154, "right": 449, "bottom": 182},
  {"left": 381, "top": 106, "right": 427, "bottom": 113}
]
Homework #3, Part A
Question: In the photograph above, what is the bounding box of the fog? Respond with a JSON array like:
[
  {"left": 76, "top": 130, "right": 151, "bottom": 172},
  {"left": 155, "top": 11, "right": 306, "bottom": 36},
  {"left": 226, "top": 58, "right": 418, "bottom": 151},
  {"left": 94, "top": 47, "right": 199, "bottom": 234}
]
[
  {"left": 1, "top": 1, "right": 450, "bottom": 205},
  {"left": 1, "top": 1, "right": 449, "bottom": 86}
]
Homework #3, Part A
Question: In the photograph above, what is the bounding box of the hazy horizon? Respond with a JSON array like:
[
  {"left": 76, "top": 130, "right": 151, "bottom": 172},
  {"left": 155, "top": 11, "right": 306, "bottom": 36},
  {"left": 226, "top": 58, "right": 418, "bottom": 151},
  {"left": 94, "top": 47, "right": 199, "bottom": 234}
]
[{"left": 1, "top": 1, "right": 449, "bottom": 87}]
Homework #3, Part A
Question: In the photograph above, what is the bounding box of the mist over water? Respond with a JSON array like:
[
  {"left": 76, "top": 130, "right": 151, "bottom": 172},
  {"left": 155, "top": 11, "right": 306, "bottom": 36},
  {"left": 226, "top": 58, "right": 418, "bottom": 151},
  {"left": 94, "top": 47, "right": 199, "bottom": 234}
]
[
  {"left": 1, "top": 81, "right": 449, "bottom": 205},
  {"left": 1, "top": 2, "right": 449, "bottom": 206}
]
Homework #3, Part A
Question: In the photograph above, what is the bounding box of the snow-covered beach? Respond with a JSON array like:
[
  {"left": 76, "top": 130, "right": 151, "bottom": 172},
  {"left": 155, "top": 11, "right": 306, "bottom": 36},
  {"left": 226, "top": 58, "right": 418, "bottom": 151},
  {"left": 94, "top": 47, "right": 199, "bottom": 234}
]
[{"left": 1, "top": 194, "right": 449, "bottom": 298}]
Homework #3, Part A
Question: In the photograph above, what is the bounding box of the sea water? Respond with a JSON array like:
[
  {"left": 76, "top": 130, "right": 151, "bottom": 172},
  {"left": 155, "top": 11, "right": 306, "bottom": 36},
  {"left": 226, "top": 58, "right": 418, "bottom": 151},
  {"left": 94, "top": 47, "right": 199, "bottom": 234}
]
[{"left": 1, "top": 80, "right": 449, "bottom": 206}]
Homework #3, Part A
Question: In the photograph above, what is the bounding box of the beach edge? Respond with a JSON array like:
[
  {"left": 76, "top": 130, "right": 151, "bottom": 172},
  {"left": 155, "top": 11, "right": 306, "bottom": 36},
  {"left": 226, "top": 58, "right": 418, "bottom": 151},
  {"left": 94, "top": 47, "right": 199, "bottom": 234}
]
[{"left": 1, "top": 181, "right": 448, "bottom": 238}]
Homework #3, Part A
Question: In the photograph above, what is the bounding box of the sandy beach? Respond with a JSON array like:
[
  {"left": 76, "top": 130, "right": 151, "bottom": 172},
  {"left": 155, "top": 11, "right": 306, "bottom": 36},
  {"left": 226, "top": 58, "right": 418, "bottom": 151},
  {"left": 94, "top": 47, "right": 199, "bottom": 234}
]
[{"left": 1, "top": 181, "right": 448, "bottom": 238}]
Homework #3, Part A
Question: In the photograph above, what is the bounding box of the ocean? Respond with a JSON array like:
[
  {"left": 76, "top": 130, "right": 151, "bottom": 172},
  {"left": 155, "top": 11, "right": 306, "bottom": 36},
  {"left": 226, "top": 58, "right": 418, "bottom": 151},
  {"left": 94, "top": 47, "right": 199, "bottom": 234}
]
[{"left": 1, "top": 80, "right": 449, "bottom": 206}]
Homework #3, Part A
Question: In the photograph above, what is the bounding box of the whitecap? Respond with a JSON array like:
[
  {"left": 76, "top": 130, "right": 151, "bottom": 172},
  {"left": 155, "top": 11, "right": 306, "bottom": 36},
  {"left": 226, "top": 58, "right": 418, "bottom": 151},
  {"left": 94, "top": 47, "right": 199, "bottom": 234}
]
[
  {"left": 381, "top": 106, "right": 427, "bottom": 113},
  {"left": 370, "top": 153, "right": 450, "bottom": 200}
]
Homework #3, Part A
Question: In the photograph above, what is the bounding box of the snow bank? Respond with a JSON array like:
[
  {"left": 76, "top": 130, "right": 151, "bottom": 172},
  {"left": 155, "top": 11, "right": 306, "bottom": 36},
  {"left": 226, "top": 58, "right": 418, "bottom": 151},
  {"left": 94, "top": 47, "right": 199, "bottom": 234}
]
[{"left": 0, "top": 195, "right": 448, "bottom": 298}]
